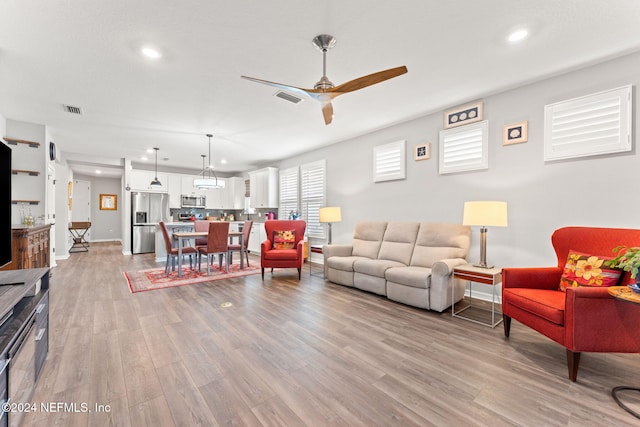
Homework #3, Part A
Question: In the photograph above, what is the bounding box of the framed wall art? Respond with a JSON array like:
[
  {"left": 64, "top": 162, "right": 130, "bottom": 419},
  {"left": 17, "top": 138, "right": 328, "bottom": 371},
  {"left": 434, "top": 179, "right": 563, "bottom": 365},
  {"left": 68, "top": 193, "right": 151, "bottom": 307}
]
[
  {"left": 444, "top": 101, "right": 483, "bottom": 129},
  {"left": 414, "top": 143, "right": 431, "bottom": 160},
  {"left": 503, "top": 120, "right": 528, "bottom": 146},
  {"left": 100, "top": 194, "right": 117, "bottom": 210}
]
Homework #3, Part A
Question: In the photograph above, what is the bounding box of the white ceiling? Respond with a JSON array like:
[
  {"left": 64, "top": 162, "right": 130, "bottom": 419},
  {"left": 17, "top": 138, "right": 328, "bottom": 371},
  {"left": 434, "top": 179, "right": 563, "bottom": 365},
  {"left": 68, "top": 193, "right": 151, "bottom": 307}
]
[{"left": 2, "top": 1, "right": 640, "bottom": 178}]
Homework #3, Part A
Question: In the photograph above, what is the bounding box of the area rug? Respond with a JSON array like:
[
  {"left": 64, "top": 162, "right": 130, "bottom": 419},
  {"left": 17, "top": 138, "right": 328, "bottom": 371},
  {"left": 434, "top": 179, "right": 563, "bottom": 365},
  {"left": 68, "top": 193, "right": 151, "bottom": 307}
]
[{"left": 124, "top": 263, "right": 261, "bottom": 293}]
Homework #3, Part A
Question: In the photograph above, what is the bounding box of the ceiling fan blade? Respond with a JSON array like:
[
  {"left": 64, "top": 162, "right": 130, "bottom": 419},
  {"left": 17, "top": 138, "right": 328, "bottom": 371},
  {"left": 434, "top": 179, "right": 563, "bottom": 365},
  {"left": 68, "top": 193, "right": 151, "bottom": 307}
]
[
  {"left": 241, "top": 75, "right": 315, "bottom": 99},
  {"left": 321, "top": 102, "right": 334, "bottom": 125},
  {"left": 327, "top": 66, "right": 408, "bottom": 95}
]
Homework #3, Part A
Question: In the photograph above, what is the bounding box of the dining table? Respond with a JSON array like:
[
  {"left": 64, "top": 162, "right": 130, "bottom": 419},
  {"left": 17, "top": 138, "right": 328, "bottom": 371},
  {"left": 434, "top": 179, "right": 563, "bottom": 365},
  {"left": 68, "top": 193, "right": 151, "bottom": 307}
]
[{"left": 172, "top": 230, "right": 244, "bottom": 277}]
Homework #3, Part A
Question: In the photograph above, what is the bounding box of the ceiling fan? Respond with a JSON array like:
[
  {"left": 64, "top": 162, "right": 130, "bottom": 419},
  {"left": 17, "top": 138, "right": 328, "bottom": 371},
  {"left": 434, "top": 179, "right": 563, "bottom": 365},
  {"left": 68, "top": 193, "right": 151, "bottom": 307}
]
[{"left": 241, "top": 34, "right": 408, "bottom": 125}]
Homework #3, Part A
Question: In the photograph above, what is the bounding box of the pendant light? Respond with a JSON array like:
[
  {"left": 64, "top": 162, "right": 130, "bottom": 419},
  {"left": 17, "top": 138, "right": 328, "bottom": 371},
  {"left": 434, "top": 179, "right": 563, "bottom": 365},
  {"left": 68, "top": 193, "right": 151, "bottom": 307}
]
[
  {"left": 150, "top": 147, "right": 162, "bottom": 186},
  {"left": 194, "top": 134, "right": 225, "bottom": 189}
]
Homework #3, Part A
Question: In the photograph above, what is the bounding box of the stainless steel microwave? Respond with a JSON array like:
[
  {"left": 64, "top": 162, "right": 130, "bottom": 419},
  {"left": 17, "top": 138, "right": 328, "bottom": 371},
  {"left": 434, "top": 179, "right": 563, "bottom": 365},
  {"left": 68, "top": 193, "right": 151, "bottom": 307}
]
[{"left": 181, "top": 195, "right": 206, "bottom": 208}]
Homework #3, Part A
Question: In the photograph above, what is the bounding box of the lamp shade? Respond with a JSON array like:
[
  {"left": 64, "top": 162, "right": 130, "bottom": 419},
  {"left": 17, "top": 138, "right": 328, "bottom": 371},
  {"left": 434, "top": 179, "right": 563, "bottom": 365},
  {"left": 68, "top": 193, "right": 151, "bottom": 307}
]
[
  {"left": 463, "top": 201, "right": 508, "bottom": 227},
  {"left": 319, "top": 207, "right": 342, "bottom": 223}
]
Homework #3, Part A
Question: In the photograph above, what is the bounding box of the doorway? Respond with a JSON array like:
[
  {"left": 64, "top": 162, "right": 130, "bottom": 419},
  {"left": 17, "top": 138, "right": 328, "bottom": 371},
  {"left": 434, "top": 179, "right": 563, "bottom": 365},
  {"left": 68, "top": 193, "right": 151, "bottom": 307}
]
[{"left": 72, "top": 179, "right": 92, "bottom": 242}]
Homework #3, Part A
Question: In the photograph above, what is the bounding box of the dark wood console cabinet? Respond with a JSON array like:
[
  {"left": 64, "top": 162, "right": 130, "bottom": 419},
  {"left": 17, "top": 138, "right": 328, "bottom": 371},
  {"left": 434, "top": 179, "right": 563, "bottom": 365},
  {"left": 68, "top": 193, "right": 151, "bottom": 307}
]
[{"left": 0, "top": 225, "right": 50, "bottom": 271}]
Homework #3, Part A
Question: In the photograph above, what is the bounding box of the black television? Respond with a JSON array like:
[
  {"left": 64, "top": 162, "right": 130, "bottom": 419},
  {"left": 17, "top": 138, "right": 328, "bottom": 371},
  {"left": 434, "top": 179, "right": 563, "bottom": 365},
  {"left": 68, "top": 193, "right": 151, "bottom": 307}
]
[{"left": 0, "top": 141, "right": 11, "bottom": 268}]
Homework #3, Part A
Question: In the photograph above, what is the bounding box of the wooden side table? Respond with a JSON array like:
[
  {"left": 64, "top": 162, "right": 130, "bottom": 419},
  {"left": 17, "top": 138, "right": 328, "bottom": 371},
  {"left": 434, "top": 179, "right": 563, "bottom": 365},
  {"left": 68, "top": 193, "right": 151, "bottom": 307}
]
[
  {"left": 608, "top": 285, "right": 640, "bottom": 420},
  {"left": 452, "top": 264, "right": 502, "bottom": 328}
]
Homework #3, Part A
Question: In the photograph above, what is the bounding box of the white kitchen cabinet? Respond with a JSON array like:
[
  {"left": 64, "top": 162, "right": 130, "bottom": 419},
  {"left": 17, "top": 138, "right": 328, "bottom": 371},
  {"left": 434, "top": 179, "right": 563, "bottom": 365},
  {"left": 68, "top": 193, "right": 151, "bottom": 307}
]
[
  {"left": 205, "top": 185, "right": 225, "bottom": 209},
  {"left": 181, "top": 175, "right": 207, "bottom": 197},
  {"left": 224, "top": 177, "right": 246, "bottom": 209},
  {"left": 130, "top": 170, "right": 168, "bottom": 192},
  {"left": 249, "top": 167, "right": 278, "bottom": 208},
  {"left": 167, "top": 173, "right": 182, "bottom": 208},
  {"left": 247, "top": 222, "right": 266, "bottom": 255}
]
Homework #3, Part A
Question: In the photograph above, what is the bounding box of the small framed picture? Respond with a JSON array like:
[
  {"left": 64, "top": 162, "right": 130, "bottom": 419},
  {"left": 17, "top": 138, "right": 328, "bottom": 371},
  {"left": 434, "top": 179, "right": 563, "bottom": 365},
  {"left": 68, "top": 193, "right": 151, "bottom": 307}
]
[
  {"left": 503, "top": 121, "right": 528, "bottom": 145},
  {"left": 444, "top": 101, "right": 483, "bottom": 129},
  {"left": 100, "top": 194, "right": 117, "bottom": 210},
  {"left": 414, "top": 143, "right": 431, "bottom": 160}
]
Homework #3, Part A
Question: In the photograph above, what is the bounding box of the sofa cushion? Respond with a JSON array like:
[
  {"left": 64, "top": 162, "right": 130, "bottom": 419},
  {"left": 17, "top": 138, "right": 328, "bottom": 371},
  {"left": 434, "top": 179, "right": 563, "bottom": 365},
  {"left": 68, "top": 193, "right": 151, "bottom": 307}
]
[
  {"left": 559, "top": 250, "right": 622, "bottom": 291},
  {"left": 378, "top": 222, "right": 419, "bottom": 265},
  {"left": 353, "top": 258, "right": 405, "bottom": 278},
  {"left": 327, "top": 256, "right": 369, "bottom": 272},
  {"left": 352, "top": 221, "right": 388, "bottom": 259},
  {"left": 504, "top": 288, "right": 565, "bottom": 326},
  {"left": 410, "top": 223, "right": 470, "bottom": 268},
  {"left": 385, "top": 266, "right": 432, "bottom": 289}
]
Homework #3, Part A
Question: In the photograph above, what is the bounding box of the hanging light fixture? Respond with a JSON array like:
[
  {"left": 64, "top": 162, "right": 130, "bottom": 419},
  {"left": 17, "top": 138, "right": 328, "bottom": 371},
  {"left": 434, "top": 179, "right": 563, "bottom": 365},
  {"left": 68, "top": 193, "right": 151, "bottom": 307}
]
[
  {"left": 150, "top": 147, "right": 162, "bottom": 186},
  {"left": 194, "top": 134, "right": 225, "bottom": 189}
]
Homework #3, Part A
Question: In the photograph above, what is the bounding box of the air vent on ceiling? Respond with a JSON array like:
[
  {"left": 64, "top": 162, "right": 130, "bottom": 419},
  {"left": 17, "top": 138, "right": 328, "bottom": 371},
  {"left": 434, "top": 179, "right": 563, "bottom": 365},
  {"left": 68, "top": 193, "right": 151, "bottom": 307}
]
[
  {"left": 63, "top": 104, "right": 83, "bottom": 115},
  {"left": 274, "top": 90, "right": 303, "bottom": 104}
]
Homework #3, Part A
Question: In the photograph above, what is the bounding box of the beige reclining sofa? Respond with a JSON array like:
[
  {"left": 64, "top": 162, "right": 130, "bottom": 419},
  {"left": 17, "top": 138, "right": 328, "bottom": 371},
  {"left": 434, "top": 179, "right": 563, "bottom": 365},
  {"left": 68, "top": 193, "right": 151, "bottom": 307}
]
[{"left": 323, "top": 221, "right": 471, "bottom": 312}]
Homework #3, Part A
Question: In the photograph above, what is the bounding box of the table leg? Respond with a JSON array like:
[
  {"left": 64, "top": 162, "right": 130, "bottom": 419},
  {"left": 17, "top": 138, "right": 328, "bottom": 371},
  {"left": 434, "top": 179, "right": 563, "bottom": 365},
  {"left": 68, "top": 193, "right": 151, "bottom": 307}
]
[
  {"left": 239, "top": 235, "right": 244, "bottom": 269},
  {"left": 177, "top": 236, "right": 184, "bottom": 278}
]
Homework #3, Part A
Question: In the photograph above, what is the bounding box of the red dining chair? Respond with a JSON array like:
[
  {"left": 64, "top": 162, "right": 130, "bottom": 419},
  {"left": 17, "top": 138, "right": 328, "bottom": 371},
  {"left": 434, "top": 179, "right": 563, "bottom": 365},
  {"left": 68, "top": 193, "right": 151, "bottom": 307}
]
[
  {"left": 159, "top": 221, "right": 197, "bottom": 276},
  {"left": 193, "top": 220, "right": 211, "bottom": 250},
  {"left": 198, "top": 221, "right": 230, "bottom": 275},
  {"left": 229, "top": 220, "right": 253, "bottom": 267}
]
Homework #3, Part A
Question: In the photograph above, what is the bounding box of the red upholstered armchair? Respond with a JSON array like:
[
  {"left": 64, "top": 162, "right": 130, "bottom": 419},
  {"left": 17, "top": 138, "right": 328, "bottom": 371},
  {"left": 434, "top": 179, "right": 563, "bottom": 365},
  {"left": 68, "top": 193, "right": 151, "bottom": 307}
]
[
  {"left": 261, "top": 220, "right": 306, "bottom": 280},
  {"left": 502, "top": 226, "right": 640, "bottom": 381}
]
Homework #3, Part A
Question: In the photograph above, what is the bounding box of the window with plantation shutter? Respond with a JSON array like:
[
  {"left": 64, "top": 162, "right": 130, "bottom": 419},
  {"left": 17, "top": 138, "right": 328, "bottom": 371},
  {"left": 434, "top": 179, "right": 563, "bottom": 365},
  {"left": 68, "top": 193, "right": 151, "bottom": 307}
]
[
  {"left": 373, "top": 140, "right": 406, "bottom": 182},
  {"left": 544, "top": 85, "right": 632, "bottom": 161},
  {"left": 279, "top": 167, "right": 299, "bottom": 218},
  {"left": 439, "top": 120, "right": 488, "bottom": 174},
  {"left": 301, "top": 160, "right": 326, "bottom": 239}
]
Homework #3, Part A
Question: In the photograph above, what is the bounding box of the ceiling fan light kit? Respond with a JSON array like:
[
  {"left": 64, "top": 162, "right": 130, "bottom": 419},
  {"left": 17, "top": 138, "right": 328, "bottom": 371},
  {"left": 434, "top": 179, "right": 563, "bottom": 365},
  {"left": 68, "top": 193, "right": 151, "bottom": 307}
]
[
  {"left": 194, "top": 134, "right": 225, "bottom": 190},
  {"left": 241, "top": 34, "right": 407, "bottom": 125}
]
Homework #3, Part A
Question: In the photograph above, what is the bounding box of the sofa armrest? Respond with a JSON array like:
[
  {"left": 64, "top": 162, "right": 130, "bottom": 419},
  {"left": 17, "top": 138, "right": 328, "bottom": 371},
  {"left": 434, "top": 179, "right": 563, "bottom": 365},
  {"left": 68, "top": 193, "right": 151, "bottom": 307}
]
[
  {"left": 322, "top": 244, "right": 353, "bottom": 261},
  {"left": 502, "top": 267, "right": 562, "bottom": 290},
  {"left": 432, "top": 258, "right": 468, "bottom": 276}
]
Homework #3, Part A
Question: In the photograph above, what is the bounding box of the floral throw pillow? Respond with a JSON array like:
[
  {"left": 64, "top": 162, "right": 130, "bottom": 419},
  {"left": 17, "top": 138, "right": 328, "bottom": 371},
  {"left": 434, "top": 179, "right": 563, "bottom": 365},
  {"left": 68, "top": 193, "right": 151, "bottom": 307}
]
[
  {"left": 559, "top": 250, "right": 622, "bottom": 292},
  {"left": 273, "top": 230, "right": 296, "bottom": 250}
]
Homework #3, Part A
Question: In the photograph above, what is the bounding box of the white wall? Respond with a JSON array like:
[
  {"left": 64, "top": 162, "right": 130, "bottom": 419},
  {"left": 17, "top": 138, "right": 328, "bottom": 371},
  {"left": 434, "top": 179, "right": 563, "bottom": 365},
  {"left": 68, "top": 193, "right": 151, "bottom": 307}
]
[{"left": 278, "top": 50, "right": 640, "bottom": 270}]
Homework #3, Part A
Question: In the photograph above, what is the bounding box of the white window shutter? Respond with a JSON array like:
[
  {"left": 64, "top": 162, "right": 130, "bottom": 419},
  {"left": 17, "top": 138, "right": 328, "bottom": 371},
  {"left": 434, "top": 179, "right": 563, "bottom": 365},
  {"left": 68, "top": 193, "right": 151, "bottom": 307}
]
[
  {"left": 544, "top": 85, "right": 632, "bottom": 161},
  {"left": 279, "top": 167, "right": 299, "bottom": 217},
  {"left": 373, "top": 140, "right": 406, "bottom": 182},
  {"left": 439, "top": 121, "right": 488, "bottom": 174},
  {"left": 301, "top": 160, "right": 326, "bottom": 239}
]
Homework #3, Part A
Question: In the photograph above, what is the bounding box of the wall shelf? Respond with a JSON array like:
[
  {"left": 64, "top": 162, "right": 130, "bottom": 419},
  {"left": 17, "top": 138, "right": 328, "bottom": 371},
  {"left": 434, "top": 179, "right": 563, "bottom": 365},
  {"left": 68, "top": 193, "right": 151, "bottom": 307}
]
[
  {"left": 12, "top": 169, "right": 40, "bottom": 176},
  {"left": 11, "top": 200, "right": 40, "bottom": 205},
  {"left": 4, "top": 137, "right": 40, "bottom": 148}
]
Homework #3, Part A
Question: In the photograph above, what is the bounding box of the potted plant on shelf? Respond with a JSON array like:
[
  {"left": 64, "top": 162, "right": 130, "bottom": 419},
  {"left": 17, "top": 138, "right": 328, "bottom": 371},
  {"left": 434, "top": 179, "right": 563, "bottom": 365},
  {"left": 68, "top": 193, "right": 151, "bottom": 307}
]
[{"left": 604, "top": 246, "right": 640, "bottom": 284}]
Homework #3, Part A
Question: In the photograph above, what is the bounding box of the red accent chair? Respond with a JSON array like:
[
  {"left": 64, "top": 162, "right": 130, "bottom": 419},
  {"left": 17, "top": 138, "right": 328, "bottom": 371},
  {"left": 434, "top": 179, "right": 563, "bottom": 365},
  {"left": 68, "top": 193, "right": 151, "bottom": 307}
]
[
  {"left": 261, "top": 220, "right": 306, "bottom": 280},
  {"left": 502, "top": 226, "right": 640, "bottom": 381}
]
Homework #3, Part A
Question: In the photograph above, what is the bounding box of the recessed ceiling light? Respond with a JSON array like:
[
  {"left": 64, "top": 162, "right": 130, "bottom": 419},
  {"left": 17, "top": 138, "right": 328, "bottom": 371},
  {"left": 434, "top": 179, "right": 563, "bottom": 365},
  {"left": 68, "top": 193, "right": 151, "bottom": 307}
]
[
  {"left": 220, "top": 159, "right": 227, "bottom": 164},
  {"left": 146, "top": 148, "right": 154, "bottom": 153},
  {"left": 141, "top": 47, "right": 162, "bottom": 59},
  {"left": 507, "top": 29, "right": 529, "bottom": 43},
  {"left": 95, "top": 170, "right": 102, "bottom": 174},
  {"left": 141, "top": 156, "right": 148, "bottom": 161}
]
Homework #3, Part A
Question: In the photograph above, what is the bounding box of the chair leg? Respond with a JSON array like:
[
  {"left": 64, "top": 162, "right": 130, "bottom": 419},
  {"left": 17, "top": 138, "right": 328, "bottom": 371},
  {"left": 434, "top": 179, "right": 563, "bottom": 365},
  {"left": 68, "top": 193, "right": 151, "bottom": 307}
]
[
  {"left": 261, "top": 268, "right": 264, "bottom": 280},
  {"left": 503, "top": 315, "right": 511, "bottom": 337},
  {"left": 165, "top": 257, "right": 171, "bottom": 276},
  {"left": 245, "top": 250, "right": 250, "bottom": 267},
  {"left": 298, "top": 267, "right": 301, "bottom": 279},
  {"left": 566, "top": 350, "right": 581, "bottom": 382}
]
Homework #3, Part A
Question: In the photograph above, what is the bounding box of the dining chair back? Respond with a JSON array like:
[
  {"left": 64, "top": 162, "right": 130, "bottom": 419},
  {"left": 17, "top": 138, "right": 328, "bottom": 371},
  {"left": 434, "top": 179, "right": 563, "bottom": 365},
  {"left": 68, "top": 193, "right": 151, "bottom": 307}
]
[
  {"left": 198, "top": 221, "right": 230, "bottom": 274},
  {"left": 194, "top": 220, "right": 210, "bottom": 247},
  {"left": 159, "top": 221, "right": 197, "bottom": 276},
  {"left": 229, "top": 220, "right": 253, "bottom": 267}
]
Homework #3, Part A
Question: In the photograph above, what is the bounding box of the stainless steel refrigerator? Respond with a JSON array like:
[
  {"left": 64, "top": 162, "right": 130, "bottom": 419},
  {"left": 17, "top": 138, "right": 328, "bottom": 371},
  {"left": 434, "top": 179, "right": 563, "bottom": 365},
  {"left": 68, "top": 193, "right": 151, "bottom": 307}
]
[{"left": 131, "top": 192, "right": 170, "bottom": 254}]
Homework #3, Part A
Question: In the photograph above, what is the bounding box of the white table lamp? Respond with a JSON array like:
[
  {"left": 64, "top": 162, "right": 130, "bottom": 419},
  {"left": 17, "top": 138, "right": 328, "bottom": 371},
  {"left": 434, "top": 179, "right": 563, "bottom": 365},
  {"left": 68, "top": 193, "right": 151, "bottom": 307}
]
[
  {"left": 319, "top": 207, "right": 342, "bottom": 244},
  {"left": 462, "top": 201, "right": 508, "bottom": 268}
]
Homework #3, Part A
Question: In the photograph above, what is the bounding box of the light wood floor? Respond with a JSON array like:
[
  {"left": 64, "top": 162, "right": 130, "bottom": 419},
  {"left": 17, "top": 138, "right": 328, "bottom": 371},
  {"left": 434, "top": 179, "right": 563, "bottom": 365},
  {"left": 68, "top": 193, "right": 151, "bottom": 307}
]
[{"left": 24, "top": 242, "right": 640, "bottom": 426}]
